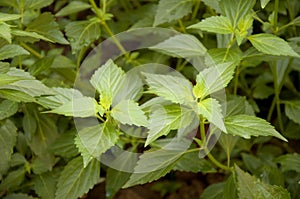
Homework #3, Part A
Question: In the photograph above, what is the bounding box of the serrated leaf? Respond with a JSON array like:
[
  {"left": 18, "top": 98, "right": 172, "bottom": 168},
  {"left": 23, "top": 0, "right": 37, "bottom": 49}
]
[
  {"left": 47, "top": 97, "right": 98, "bottom": 117},
  {"left": 198, "top": 98, "right": 226, "bottom": 132},
  {"left": 75, "top": 122, "right": 119, "bottom": 167},
  {"left": 0, "top": 62, "right": 9, "bottom": 73},
  {"left": 193, "top": 62, "right": 236, "bottom": 99},
  {"left": 284, "top": 100, "right": 300, "bottom": 125},
  {"left": 202, "top": 0, "right": 221, "bottom": 13},
  {"left": 224, "top": 114, "right": 287, "bottom": 141},
  {"left": 111, "top": 100, "right": 148, "bottom": 127},
  {"left": 55, "top": 157, "right": 100, "bottom": 199},
  {"left": 144, "top": 73, "right": 194, "bottom": 104},
  {"left": 0, "top": 120, "right": 17, "bottom": 175},
  {"left": 0, "top": 22, "right": 11, "bottom": 43},
  {"left": 33, "top": 170, "right": 59, "bottom": 199},
  {"left": 26, "top": 12, "right": 68, "bottom": 44},
  {"left": 145, "top": 105, "right": 195, "bottom": 146},
  {"left": 0, "top": 44, "right": 29, "bottom": 60},
  {"left": 12, "top": 29, "right": 53, "bottom": 43},
  {"left": 149, "top": 34, "right": 207, "bottom": 58},
  {"left": 49, "top": 131, "right": 78, "bottom": 158},
  {"left": 0, "top": 100, "right": 18, "bottom": 120},
  {"left": 38, "top": 87, "right": 83, "bottom": 109},
  {"left": 56, "top": 1, "right": 92, "bottom": 17},
  {"left": 219, "top": 0, "right": 256, "bottom": 28},
  {"left": 90, "top": 59, "right": 125, "bottom": 110},
  {"left": 208, "top": 48, "right": 242, "bottom": 66},
  {"left": 0, "top": 168, "right": 25, "bottom": 192},
  {"left": 200, "top": 182, "right": 225, "bottom": 199},
  {"left": 174, "top": 151, "right": 216, "bottom": 173},
  {"left": 154, "top": 0, "right": 193, "bottom": 26},
  {"left": 0, "top": 79, "right": 54, "bottom": 97},
  {"left": 65, "top": 17, "right": 101, "bottom": 53},
  {"left": 188, "top": 16, "right": 233, "bottom": 34},
  {"left": 0, "top": 12, "right": 21, "bottom": 21},
  {"left": 234, "top": 165, "right": 290, "bottom": 199},
  {"left": 0, "top": 89, "right": 36, "bottom": 102},
  {"left": 276, "top": 153, "right": 300, "bottom": 173},
  {"left": 31, "top": 154, "right": 55, "bottom": 174},
  {"left": 123, "top": 149, "right": 184, "bottom": 188},
  {"left": 248, "top": 34, "right": 299, "bottom": 57}
]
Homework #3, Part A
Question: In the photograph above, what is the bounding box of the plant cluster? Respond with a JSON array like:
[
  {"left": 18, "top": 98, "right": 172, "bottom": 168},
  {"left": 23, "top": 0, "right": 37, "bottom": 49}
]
[{"left": 0, "top": 0, "right": 299, "bottom": 199}]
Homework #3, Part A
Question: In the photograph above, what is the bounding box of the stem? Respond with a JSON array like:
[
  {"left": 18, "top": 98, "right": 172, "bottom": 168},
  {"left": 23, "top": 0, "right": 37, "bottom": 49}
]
[
  {"left": 226, "top": 147, "right": 230, "bottom": 167},
  {"left": 192, "top": 0, "right": 201, "bottom": 19},
  {"left": 207, "top": 152, "right": 230, "bottom": 171},
  {"left": 273, "top": 0, "right": 279, "bottom": 32},
  {"left": 178, "top": 19, "right": 187, "bottom": 33},
  {"left": 223, "top": 34, "right": 235, "bottom": 62},
  {"left": 200, "top": 115, "right": 206, "bottom": 143},
  {"left": 233, "top": 64, "right": 240, "bottom": 95},
  {"left": 20, "top": 42, "right": 43, "bottom": 59},
  {"left": 267, "top": 98, "right": 276, "bottom": 121}
]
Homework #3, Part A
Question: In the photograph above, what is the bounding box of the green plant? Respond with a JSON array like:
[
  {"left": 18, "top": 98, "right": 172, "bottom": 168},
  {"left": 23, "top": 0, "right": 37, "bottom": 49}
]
[{"left": 0, "top": 0, "right": 300, "bottom": 199}]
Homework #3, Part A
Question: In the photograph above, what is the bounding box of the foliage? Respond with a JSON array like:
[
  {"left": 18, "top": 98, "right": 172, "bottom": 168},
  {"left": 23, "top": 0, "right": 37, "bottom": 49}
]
[{"left": 0, "top": 0, "right": 299, "bottom": 199}]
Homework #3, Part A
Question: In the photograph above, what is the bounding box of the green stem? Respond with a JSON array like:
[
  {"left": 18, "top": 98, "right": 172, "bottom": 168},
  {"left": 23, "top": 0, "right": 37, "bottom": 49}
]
[
  {"left": 233, "top": 64, "right": 240, "bottom": 95},
  {"left": 200, "top": 115, "right": 206, "bottom": 143},
  {"left": 226, "top": 147, "right": 230, "bottom": 167},
  {"left": 207, "top": 152, "right": 230, "bottom": 171},
  {"left": 192, "top": 0, "right": 201, "bottom": 19},
  {"left": 223, "top": 34, "right": 235, "bottom": 62},
  {"left": 178, "top": 19, "right": 187, "bottom": 33},
  {"left": 20, "top": 42, "right": 43, "bottom": 59},
  {"left": 273, "top": 0, "right": 279, "bottom": 32},
  {"left": 267, "top": 98, "right": 276, "bottom": 121}
]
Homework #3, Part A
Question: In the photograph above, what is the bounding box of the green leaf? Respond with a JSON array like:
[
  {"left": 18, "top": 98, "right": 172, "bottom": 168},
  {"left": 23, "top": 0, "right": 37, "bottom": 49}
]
[
  {"left": 202, "top": 0, "right": 222, "bottom": 13},
  {"left": 284, "top": 100, "right": 300, "bottom": 125},
  {"left": 46, "top": 97, "right": 98, "bottom": 118},
  {"left": 219, "top": 0, "right": 256, "bottom": 28},
  {"left": 200, "top": 182, "right": 225, "bottom": 199},
  {"left": 234, "top": 165, "right": 290, "bottom": 199},
  {"left": 75, "top": 122, "right": 119, "bottom": 167},
  {"left": 154, "top": 0, "right": 194, "bottom": 26},
  {"left": 65, "top": 17, "right": 101, "bottom": 53},
  {"left": 248, "top": 34, "right": 299, "bottom": 57},
  {"left": 223, "top": 175, "right": 238, "bottom": 199},
  {"left": 0, "top": 12, "right": 21, "bottom": 21},
  {"left": 12, "top": 29, "right": 53, "bottom": 43},
  {"left": 31, "top": 154, "right": 55, "bottom": 174},
  {"left": 123, "top": 149, "right": 184, "bottom": 188},
  {"left": 56, "top": 1, "right": 92, "bottom": 17},
  {"left": 0, "top": 22, "right": 11, "bottom": 43},
  {"left": 0, "top": 100, "right": 18, "bottom": 120},
  {"left": 90, "top": 59, "right": 125, "bottom": 110},
  {"left": 0, "top": 168, "right": 26, "bottom": 192},
  {"left": 49, "top": 131, "right": 78, "bottom": 158},
  {"left": 260, "top": 0, "right": 271, "bottom": 8},
  {"left": 111, "top": 100, "right": 148, "bottom": 127},
  {"left": 193, "top": 62, "right": 236, "bottom": 99},
  {"left": 3, "top": 193, "right": 34, "bottom": 199},
  {"left": 0, "top": 89, "right": 36, "bottom": 103},
  {"left": 55, "top": 157, "right": 100, "bottom": 199},
  {"left": 198, "top": 98, "right": 226, "bottom": 132},
  {"left": 0, "top": 120, "right": 17, "bottom": 175},
  {"left": 33, "top": 170, "right": 59, "bottom": 199},
  {"left": 149, "top": 34, "right": 207, "bottom": 57},
  {"left": 145, "top": 105, "right": 195, "bottom": 146},
  {"left": 0, "top": 62, "right": 9, "bottom": 73},
  {"left": 208, "top": 48, "right": 242, "bottom": 66},
  {"left": 0, "top": 44, "right": 29, "bottom": 60},
  {"left": 26, "top": 12, "right": 68, "bottom": 44},
  {"left": 276, "top": 153, "right": 300, "bottom": 173},
  {"left": 174, "top": 151, "right": 216, "bottom": 173},
  {"left": 144, "top": 73, "right": 194, "bottom": 105},
  {"left": 224, "top": 114, "right": 287, "bottom": 141},
  {"left": 188, "top": 16, "right": 233, "bottom": 34}
]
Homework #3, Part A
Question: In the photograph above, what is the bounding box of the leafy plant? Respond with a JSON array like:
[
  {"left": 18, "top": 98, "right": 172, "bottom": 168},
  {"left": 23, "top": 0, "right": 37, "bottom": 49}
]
[{"left": 0, "top": 0, "right": 300, "bottom": 199}]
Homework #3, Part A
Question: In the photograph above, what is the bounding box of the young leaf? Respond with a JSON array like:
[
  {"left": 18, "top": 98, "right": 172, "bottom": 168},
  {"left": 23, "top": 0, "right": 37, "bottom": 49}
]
[
  {"left": 197, "top": 98, "right": 226, "bottom": 132},
  {"left": 26, "top": 12, "right": 68, "bottom": 44},
  {"left": 219, "top": 0, "right": 256, "bottom": 28},
  {"left": 234, "top": 165, "right": 290, "bottom": 199},
  {"left": 143, "top": 73, "right": 194, "bottom": 105},
  {"left": 46, "top": 97, "right": 98, "bottom": 118},
  {"left": 193, "top": 62, "right": 236, "bottom": 99},
  {"left": 149, "top": 34, "right": 207, "bottom": 58},
  {"left": 90, "top": 59, "right": 125, "bottom": 110},
  {"left": 0, "top": 100, "right": 18, "bottom": 120},
  {"left": 0, "top": 22, "right": 11, "bottom": 43},
  {"left": 55, "top": 1, "right": 92, "bottom": 17},
  {"left": 55, "top": 157, "right": 100, "bottom": 199},
  {"left": 284, "top": 100, "right": 300, "bottom": 125},
  {"left": 0, "top": 12, "right": 21, "bottom": 21},
  {"left": 154, "top": 0, "right": 194, "bottom": 26},
  {"left": 188, "top": 16, "right": 233, "bottom": 34},
  {"left": 0, "top": 120, "right": 17, "bottom": 175},
  {"left": 145, "top": 105, "right": 195, "bottom": 146},
  {"left": 224, "top": 114, "right": 287, "bottom": 141},
  {"left": 75, "top": 122, "right": 119, "bottom": 167},
  {"left": 65, "top": 17, "right": 101, "bottom": 53},
  {"left": 260, "top": 0, "right": 271, "bottom": 9},
  {"left": 111, "top": 99, "right": 148, "bottom": 127},
  {"left": 0, "top": 44, "right": 29, "bottom": 60},
  {"left": 248, "top": 34, "right": 299, "bottom": 57},
  {"left": 12, "top": 29, "right": 53, "bottom": 43},
  {"left": 123, "top": 149, "right": 184, "bottom": 188}
]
